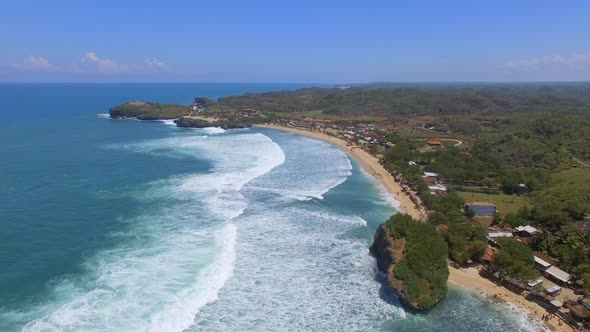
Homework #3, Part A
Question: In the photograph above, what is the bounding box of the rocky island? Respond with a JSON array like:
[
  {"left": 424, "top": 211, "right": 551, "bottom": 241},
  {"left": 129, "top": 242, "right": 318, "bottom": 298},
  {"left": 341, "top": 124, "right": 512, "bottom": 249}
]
[{"left": 370, "top": 214, "right": 449, "bottom": 311}]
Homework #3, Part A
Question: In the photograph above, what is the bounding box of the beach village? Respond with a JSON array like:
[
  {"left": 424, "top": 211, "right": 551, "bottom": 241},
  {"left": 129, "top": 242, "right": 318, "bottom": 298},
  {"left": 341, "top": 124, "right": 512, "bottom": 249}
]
[{"left": 256, "top": 117, "right": 590, "bottom": 332}]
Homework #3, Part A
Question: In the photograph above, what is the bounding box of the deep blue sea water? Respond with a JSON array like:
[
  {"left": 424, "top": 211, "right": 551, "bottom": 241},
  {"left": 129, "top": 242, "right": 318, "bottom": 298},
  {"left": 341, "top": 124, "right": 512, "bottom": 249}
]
[{"left": 0, "top": 84, "right": 542, "bottom": 331}]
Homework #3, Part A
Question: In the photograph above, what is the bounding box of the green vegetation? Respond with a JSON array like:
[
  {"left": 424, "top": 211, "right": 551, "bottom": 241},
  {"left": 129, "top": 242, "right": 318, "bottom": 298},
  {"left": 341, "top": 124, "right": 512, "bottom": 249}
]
[
  {"left": 385, "top": 214, "right": 449, "bottom": 309},
  {"left": 217, "top": 84, "right": 590, "bottom": 119},
  {"left": 492, "top": 239, "right": 539, "bottom": 281},
  {"left": 109, "top": 102, "right": 191, "bottom": 120},
  {"left": 442, "top": 223, "right": 487, "bottom": 265}
]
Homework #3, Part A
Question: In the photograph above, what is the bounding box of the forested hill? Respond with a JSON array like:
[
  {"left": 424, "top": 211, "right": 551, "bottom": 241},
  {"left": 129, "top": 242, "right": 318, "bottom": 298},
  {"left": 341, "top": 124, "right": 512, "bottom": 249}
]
[{"left": 216, "top": 84, "right": 590, "bottom": 116}]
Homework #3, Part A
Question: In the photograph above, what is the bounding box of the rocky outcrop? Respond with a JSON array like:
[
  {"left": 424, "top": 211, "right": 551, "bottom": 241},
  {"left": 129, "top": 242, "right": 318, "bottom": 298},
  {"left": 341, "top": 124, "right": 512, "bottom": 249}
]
[
  {"left": 369, "top": 224, "right": 416, "bottom": 309},
  {"left": 370, "top": 219, "right": 448, "bottom": 311}
]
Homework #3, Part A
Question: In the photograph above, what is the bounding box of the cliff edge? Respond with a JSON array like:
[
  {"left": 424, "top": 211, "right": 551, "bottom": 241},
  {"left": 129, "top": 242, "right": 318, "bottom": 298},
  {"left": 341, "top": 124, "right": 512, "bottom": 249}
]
[{"left": 370, "top": 214, "right": 448, "bottom": 311}]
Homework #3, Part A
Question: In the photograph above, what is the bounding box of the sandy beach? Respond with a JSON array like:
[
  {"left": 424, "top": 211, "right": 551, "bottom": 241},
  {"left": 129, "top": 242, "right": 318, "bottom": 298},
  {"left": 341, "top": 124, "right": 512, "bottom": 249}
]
[
  {"left": 257, "top": 124, "right": 424, "bottom": 220},
  {"left": 449, "top": 266, "right": 574, "bottom": 332},
  {"left": 258, "top": 124, "right": 575, "bottom": 332}
]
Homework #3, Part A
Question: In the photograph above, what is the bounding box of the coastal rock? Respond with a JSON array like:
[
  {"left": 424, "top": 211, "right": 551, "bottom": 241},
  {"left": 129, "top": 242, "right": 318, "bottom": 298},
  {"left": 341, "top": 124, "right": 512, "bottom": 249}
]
[
  {"left": 370, "top": 224, "right": 416, "bottom": 309},
  {"left": 370, "top": 216, "right": 449, "bottom": 311}
]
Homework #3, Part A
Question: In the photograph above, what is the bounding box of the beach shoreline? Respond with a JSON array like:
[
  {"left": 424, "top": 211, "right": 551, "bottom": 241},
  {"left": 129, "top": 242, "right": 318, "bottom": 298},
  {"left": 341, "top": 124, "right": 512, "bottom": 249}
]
[
  {"left": 257, "top": 124, "right": 574, "bottom": 332},
  {"left": 256, "top": 124, "right": 424, "bottom": 220},
  {"left": 449, "top": 265, "right": 573, "bottom": 332}
]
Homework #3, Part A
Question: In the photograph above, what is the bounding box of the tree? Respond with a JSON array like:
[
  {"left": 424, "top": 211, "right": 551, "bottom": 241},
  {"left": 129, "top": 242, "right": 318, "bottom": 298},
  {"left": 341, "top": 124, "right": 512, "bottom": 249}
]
[
  {"left": 492, "top": 239, "right": 539, "bottom": 281},
  {"left": 443, "top": 223, "right": 487, "bottom": 265}
]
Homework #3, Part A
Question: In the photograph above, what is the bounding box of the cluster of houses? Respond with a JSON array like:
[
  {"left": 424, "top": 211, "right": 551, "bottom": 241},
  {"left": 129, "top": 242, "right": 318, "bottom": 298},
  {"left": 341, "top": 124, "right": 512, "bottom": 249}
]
[
  {"left": 282, "top": 119, "right": 392, "bottom": 147},
  {"left": 482, "top": 220, "right": 590, "bottom": 328}
]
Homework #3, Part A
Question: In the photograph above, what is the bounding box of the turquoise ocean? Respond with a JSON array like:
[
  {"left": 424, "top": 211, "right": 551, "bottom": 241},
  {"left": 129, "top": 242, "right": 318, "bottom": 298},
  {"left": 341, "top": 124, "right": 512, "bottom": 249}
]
[{"left": 0, "top": 84, "right": 542, "bottom": 331}]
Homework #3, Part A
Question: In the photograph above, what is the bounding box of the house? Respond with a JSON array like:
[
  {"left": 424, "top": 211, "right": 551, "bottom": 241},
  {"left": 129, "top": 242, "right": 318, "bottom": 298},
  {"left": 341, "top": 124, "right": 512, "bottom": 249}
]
[
  {"left": 545, "top": 285, "right": 562, "bottom": 296},
  {"left": 465, "top": 202, "right": 497, "bottom": 216},
  {"left": 544, "top": 266, "right": 573, "bottom": 285},
  {"left": 534, "top": 256, "right": 552, "bottom": 271},
  {"left": 427, "top": 139, "right": 442, "bottom": 147},
  {"left": 515, "top": 225, "right": 539, "bottom": 237}
]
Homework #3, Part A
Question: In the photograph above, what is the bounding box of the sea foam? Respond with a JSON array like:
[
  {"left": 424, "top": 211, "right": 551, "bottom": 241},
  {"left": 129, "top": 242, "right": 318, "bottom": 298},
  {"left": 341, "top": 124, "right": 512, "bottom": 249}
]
[{"left": 17, "top": 130, "right": 285, "bottom": 332}]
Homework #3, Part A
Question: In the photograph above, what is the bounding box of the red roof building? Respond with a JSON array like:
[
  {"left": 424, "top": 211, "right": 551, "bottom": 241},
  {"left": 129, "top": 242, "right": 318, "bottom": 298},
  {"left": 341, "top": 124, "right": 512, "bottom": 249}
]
[{"left": 427, "top": 139, "right": 442, "bottom": 146}]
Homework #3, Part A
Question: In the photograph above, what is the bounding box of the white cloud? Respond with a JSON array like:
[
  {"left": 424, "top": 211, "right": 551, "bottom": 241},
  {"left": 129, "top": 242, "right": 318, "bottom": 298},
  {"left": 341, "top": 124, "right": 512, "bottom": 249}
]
[
  {"left": 81, "top": 52, "right": 128, "bottom": 72},
  {"left": 145, "top": 58, "right": 165, "bottom": 71},
  {"left": 500, "top": 53, "right": 590, "bottom": 72},
  {"left": 21, "top": 56, "right": 56, "bottom": 71}
]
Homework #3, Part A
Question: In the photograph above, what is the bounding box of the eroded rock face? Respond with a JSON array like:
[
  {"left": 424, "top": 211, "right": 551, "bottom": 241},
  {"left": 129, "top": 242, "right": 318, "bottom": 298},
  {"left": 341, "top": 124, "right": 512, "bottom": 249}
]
[
  {"left": 369, "top": 224, "right": 423, "bottom": 311},
  {"left": 370, "top": 224, "right": 398, "bottom": 272}
]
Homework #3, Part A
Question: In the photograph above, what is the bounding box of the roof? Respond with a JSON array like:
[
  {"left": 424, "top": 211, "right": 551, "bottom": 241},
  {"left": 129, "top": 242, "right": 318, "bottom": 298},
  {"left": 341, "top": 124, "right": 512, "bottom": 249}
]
[
  {"left": 546, "top": 285, "right": 561, "bottom": 293},
  {"left": 545, "top": 266, "right": 572, "bottom": 283},
  {"left": 488, "top": 232, "right": 513, "bottom": 238},
  {"left": 527, "top": 279, "right": 543, "bottom": 287},
  {"left": 427, "top": 139, "right": 442, "bottom": 145},
  {"left": 515, "top": 225, "right": 539, "bottom": 234},
  {"left": 480, "top": 247, "right": 496, "bottom": 261},
  {"left": 423, "top": 172, "right": 438, "bottom": 177},
  {"left": 466, "top": 202, "right": 496, "bottom": 207},
  {"left": 428, "top": 184, "right": 448, "bottom": 191},
  {"left": 534, "top": 256, "right": 552, "bottom": 269},
  {"left": 550, "top": 300, "right": 563, "bottom": 308}
]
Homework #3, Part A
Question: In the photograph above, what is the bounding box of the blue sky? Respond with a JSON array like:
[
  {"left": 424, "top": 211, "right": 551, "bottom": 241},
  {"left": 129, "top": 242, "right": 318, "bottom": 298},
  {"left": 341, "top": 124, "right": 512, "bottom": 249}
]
[{"left": 1, "top": 0, "right": 589, "bottom": 83}]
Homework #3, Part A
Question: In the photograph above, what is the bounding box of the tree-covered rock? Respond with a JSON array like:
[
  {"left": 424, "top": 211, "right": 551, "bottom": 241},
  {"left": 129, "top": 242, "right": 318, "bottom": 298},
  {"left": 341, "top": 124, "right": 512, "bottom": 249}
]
[{"left": 370, "top": 214, "right": 449, "bottom": 310}]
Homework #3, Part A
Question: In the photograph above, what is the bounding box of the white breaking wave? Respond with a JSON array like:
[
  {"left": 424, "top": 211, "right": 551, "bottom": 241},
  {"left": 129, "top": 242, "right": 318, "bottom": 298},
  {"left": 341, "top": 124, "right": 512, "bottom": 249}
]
[
  {"left": 201, "top": 127, "right": 225, "bottom": 134},
  {"left": 18, "top": 131, "right": 285, "bottom": 332},
  {"left": 157, "top": 119, "right": 177, "bottom": 126},
  {"left": 96, "top": 113, "right": 110, "bottom": 119},
  {"left": 246, "top": 134, "right": 353, "bottom": 201}
]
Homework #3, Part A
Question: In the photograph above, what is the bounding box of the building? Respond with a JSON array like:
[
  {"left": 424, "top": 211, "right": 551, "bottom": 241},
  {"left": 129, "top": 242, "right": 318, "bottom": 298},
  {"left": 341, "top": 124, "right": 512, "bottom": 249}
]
[
  {"left": 488, "top": 232, "right": 513, "bottom": 239},
  {"left": 534, "top": 255, "right": 573, "bottom": 285},
  {"left": 534, "top": 256, "right": 552, "bottom": 270},
  {"left": 428, "top": 184, "right": 448, "bottom": 197},
  {"left": 544, "top": 266, "right": 573, "bottom": 285},
  {"left": 465, "top": 202, "right": 497, "bottom": 216},
  {"left": 427, "top": 139, "right": 442, "bottom": 147},
  {"left": 515, "top": 225, "right": 539, "bottom": 237}
]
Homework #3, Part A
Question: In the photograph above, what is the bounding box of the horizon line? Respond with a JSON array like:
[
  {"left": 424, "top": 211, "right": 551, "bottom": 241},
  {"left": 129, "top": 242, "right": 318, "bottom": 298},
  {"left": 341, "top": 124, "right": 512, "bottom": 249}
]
[{"left": 1, "top": 80, "right": 590, "bottom": 85}]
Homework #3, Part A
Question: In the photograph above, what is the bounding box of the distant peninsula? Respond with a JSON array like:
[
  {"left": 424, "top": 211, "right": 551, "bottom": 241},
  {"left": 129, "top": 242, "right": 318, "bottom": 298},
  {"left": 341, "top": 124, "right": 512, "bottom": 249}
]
[
  {"left": 109, "top": 101, "right": 191, "bottom": 120},
  {"left": 108, "top": 100, "right": 251, "bottom": 129}
]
